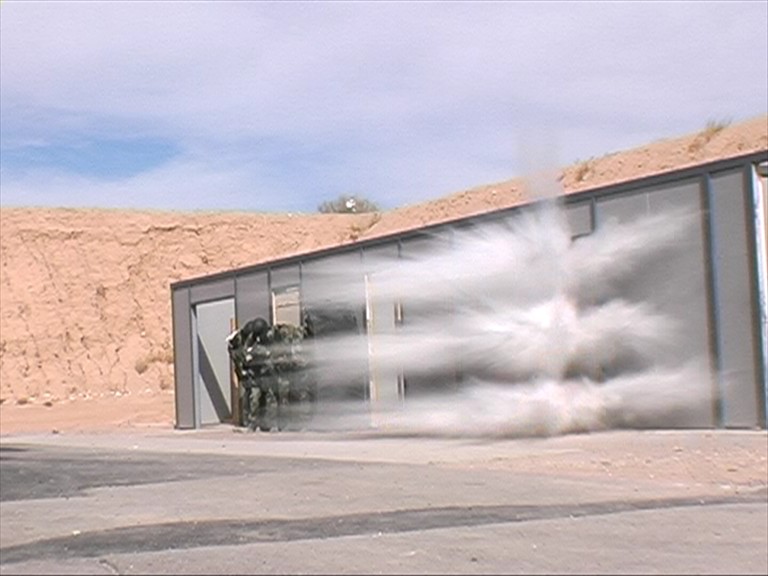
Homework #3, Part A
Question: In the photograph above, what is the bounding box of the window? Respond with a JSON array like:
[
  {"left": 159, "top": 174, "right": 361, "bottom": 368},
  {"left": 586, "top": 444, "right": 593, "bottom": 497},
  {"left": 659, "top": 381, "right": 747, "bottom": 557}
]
[{"left": 272, "top": 285, "right": 301, "bottom": 326}]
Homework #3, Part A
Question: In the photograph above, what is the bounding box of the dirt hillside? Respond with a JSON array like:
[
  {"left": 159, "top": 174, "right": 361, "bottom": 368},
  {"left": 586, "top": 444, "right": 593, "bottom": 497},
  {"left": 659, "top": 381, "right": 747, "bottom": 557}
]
[
  {"left": 363, "top": 115, "right": 768, "bottom": 237},
  {"left": 1, "top": 115, "right": 766, "bottom": 434}
]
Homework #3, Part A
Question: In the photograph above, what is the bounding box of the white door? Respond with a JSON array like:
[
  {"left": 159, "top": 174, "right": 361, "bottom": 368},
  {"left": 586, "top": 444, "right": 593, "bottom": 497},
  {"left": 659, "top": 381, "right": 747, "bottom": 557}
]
[
  {"left": 365, "top": 273, "right": 403, "bottom": 426},
  {"left": 195, "top": 298, "right": 235, "bottom": 425}
]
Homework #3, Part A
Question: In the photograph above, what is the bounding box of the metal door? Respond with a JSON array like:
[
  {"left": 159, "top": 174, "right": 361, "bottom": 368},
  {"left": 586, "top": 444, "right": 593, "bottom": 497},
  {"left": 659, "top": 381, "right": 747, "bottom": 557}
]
[{"left": 194, "top": 298, "right": 236, "bottom": 426}]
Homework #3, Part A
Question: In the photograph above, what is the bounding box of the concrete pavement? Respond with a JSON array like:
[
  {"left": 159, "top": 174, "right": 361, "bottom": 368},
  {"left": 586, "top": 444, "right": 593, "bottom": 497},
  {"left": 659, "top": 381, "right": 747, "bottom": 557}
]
[{"left": 1, "top": 428, "right": 766, "bottom": 574}]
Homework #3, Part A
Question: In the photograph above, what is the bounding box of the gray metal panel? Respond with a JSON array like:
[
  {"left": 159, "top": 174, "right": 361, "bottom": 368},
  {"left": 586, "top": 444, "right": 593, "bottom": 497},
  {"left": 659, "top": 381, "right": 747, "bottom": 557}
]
[
  {"left": 195, "top": 299, "right": 235, "bottom": 426},
  {"left": 172, "top": 287, "right": 195, "bottom": 429},
  {"left": 596, "top": 191, "right": 649, "bottom": 224},
  {"left": 399, "top": 230, "right": 451, "bottom": 302},
  {"left": 710, "top": 169, "right": 761, "bottom": 428},
  {"left": 302, "top": 251, "right": 368, "bottom": 404},
  {"left": 645, "top": 181, "right": 710, "bottom": 362},
  {"left": 752, "top": 165, "right": 768, "bottom": 427},
  {"left": 189, "top": 278, "right": 235, "bottom": 305},
  {"left": 398, "top": 230, "right": 457, "bottom": 396},
  {"left": 235, "top": 272, "right": 270, "bottom": 326},
  {"left": 270, "top": 265, "right": 300, "bottom": 291},
  {"left": 565, "top": 202, "right": 593, "bottom": 237},
  {"left": 302, "top": 250, "right": 365, "bottom": 311},
  {"left": 594, "top": 191, "right": 650, "bottom": 307},
  {"left": 362, "top": 243, "right": 399, "bottom": 274},
  {"left": 596, "top": 183, "right": 714, "bottom": 427},
  {"left": 400, "top": 230, "right": 450, "bottom": 258},
  {"left": 649, "top": 180, "right": 714, "bottom": 427}
]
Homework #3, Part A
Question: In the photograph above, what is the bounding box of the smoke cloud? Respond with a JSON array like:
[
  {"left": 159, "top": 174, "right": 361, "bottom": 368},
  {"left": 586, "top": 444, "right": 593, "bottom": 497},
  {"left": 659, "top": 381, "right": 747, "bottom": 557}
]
[{"left": 286, "top": 197, "right": 713, "bottom": 437}]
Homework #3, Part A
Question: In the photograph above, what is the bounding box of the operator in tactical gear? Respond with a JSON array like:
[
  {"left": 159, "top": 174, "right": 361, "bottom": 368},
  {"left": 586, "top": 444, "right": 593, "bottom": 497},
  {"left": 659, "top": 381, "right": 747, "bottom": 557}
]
[
  {"left": 227, "top": 316, "right": 315, "bottom": 432},
  {"left": 227, "top": 317, "right": 278, "bottom": 431}
]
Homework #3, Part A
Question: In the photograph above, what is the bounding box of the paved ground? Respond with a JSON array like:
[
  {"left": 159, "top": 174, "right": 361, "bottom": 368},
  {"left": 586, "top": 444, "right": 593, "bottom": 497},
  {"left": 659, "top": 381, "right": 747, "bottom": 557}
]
[{"left": 0, "top": 428, "right": 766, "bottom": 575}]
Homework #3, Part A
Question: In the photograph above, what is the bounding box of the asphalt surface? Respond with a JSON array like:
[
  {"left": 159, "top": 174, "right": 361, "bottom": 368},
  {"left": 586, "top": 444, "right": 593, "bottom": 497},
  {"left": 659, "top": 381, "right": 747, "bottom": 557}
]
[{"left": 0, "top": 429, "right": 766, "bottom": 575}]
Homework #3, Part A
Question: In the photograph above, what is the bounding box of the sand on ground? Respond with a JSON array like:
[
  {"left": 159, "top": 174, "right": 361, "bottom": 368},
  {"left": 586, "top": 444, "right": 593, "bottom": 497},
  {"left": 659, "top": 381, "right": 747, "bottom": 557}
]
[{"left": 1, "top": 115, "right": 766, "bottom": 436}]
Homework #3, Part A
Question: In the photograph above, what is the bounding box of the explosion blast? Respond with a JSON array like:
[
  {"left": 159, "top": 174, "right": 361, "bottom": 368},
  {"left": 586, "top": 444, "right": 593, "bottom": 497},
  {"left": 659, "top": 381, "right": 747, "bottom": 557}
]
[{"left": 280, "top": 197, "right": 715, "bottom": 438}]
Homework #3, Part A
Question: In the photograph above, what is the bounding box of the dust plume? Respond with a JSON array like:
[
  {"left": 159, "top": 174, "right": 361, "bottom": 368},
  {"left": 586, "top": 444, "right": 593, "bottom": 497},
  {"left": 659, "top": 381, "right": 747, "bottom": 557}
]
[{"left": 295, "top": 194, "right": 712, "bottom": 437}]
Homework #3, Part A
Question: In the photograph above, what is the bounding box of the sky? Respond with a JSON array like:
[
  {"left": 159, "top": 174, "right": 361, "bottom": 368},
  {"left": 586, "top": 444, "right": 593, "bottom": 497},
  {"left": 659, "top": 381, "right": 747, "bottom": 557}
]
[{"left": 1, "top": 1, "right": 766, "bottom": 214}]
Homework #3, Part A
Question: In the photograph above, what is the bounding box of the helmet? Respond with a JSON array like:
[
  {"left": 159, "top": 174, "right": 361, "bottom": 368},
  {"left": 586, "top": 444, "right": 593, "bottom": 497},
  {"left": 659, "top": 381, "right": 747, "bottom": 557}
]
[{"left": 241, "top": 317, "right": 270, "bottom": 344}]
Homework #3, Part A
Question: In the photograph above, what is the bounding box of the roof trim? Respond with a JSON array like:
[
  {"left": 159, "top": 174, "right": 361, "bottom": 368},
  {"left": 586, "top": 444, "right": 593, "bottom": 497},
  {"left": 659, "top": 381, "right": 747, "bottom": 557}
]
[{"left": 171, "top": 149, "right": 768, "bottom": 291}]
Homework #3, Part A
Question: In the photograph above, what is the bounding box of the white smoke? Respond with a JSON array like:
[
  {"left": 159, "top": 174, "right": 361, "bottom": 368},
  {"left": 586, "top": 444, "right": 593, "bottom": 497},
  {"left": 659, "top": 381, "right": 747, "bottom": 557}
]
[
  {"left": 342, "top": 360, "right": 712, "bottom": 438},
  {"left": 296, "top": 197, "right": 712, "bottom": 438}
]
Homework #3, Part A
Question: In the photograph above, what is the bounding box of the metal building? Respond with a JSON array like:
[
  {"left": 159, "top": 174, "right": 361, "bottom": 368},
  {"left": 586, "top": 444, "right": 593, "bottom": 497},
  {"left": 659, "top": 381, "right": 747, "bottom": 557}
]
[{"left": 171, "top": 151, "right": 768, "bottom": 430}]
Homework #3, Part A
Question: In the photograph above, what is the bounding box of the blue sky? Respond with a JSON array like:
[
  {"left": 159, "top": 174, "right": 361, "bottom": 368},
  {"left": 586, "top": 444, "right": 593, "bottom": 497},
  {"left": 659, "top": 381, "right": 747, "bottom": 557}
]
[{"left": 1, "top": 1, "right": 766, "bottom": 213}]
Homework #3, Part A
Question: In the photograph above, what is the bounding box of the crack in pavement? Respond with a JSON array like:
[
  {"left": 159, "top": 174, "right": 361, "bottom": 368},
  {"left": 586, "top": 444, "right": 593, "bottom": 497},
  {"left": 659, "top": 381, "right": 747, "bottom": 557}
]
[{"left": 1, "top": 490, "right": 765, "bottom": 565}]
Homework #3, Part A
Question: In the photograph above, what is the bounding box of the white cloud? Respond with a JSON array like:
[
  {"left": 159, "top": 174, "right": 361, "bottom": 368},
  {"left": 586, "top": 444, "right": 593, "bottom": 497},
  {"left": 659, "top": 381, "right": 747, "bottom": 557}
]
[
  {"left": 1, "top": 154, "right": 286, "bottom": 212},
  {"left": 1, "top": 1, "right": 766, "bottom": 211}
]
